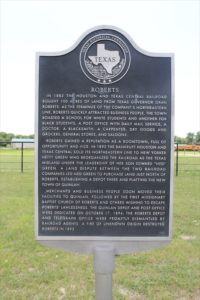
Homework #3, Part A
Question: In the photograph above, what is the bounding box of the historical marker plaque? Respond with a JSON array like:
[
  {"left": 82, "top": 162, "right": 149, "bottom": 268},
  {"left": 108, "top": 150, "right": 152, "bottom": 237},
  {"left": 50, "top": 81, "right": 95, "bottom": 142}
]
[{"left": 35, "top": 26, "right": 174, "bottom": 249}]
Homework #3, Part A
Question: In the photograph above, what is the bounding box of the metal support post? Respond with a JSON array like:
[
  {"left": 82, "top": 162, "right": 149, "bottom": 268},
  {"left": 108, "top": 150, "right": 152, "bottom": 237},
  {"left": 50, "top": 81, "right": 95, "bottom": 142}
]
[
  {"left": 93, "top": 247, "right": 115, "bottom": 300},
  {"left": 176, "top": 142, "right": 178, "bottom": 176},
  {"left": 21, "top": 142, "right": 24, "bottom": 173}
]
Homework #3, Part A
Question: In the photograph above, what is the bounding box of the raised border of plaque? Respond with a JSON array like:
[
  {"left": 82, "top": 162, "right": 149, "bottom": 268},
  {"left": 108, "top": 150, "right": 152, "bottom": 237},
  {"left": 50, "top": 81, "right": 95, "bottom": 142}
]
[{"left": 35, "top": 25, "right": 174, "bottom": 254}]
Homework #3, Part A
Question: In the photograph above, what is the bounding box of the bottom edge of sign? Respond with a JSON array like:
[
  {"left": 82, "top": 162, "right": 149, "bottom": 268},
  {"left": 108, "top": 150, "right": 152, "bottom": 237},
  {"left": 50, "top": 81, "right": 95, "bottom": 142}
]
[{"left": 36, "top": 236, "right": 171, "bottom": 241}]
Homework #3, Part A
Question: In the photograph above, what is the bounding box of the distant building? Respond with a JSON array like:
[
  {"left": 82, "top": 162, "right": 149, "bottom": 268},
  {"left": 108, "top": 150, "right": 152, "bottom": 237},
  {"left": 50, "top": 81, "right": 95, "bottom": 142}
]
[{"left": 11, "top": 138, "right": 34, "bottom": 149}]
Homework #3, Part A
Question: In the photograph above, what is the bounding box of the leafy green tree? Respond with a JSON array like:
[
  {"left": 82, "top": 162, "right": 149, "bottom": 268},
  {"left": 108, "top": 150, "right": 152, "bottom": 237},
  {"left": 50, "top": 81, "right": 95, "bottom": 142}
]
[
  {"left": 174, "top": 136, "right": 180, "bottom": 143},
  {"left": 28, "top": 134, "right": 34, "bottom": 139},
  {"left": 0, "top": 132, "right": 7, "bottom": 140},
  {"left": 0, "top": 132, "right": 34, "bottom": 147},
  {"left": 174, "top": 136, "right": 186, "bottom": 144},
  {"left": 0, "top": 132, "right": 15, "bottom": 146},
  {"left": 195, "top": 131, "right": 200, "bottom": 144},
  {"left": 15, "top": 134, "right": 23, "bottom": 139},
  {"left": 186, "top": 132, "right": 195, "bottom": 144},
  {"left": 15, "top": 134, "right": 34, "bottom": 139}
]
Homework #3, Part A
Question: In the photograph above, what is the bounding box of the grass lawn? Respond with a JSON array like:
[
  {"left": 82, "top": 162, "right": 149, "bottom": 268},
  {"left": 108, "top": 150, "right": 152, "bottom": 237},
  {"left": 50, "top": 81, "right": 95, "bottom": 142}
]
[
  {"left": 0, "top": 149, "right": 34, "bottom": 172},
  {"left": 0, "top": 150, "right": 200, "bottom": 299}
]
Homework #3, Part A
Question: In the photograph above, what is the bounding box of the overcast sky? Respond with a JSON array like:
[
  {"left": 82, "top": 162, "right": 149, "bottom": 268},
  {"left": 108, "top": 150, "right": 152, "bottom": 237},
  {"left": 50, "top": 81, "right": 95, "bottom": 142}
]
[{"left": 0, "top": 0, "right": 199, "bottom": 137}]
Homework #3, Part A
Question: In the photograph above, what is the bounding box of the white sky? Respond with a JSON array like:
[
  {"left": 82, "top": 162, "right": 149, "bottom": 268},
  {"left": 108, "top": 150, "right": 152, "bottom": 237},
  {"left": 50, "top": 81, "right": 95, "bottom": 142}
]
[{"left": 0, "top": 0, "right": 199, "bottom": 137}]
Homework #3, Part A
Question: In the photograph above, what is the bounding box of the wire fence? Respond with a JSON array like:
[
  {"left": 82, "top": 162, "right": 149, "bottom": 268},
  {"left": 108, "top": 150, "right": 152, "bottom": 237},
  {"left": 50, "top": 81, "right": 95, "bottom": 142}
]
[
  {"left": 0, "top": 141, "right": 200, "bottom": 175},
  {"left": 0, "top": 141, "right": 34, "bottom": 172},
  {"left": 175, "top": 143, "right": 200, "bottom": 176}
]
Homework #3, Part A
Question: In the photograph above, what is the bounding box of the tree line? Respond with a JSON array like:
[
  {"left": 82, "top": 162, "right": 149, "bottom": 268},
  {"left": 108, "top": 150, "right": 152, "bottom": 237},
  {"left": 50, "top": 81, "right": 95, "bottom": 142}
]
[
  {"left": 0, "top": 132, "right": 34, "bottom": 145},
  {"left": 174, "top": 132, "right": 200, "bottom": 144}
]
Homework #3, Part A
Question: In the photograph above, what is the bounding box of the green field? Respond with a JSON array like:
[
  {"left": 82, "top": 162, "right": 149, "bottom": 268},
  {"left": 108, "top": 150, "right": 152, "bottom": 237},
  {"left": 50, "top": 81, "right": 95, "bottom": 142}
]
[
  {"left": 0, "top": 148, "right": 34, "bottom": 172},
  {"left": 0, "top": 150, "right": 200, "bottom": 299}
]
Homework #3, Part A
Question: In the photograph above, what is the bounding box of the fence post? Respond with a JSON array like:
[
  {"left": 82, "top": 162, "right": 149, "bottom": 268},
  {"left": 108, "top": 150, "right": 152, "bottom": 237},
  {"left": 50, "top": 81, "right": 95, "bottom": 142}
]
[
  {"left": 176, "top": 143, "right": 179, "bottom": 176},
  {"left": 21, "top": 142, "right": 24, "bottom": 173}
]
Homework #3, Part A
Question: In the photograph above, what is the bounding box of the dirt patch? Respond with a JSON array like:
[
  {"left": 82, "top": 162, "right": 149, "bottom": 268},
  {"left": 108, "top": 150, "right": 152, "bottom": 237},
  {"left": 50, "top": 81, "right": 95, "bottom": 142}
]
[
  {"left": 175, "top": 288, "right": 200, "bottom": 299},
  {"left": 180, "top": 235, "right": 196, "bottom": 240},
  {"left": 117, "top": 286, "right": 145, "bottom": 300}
]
